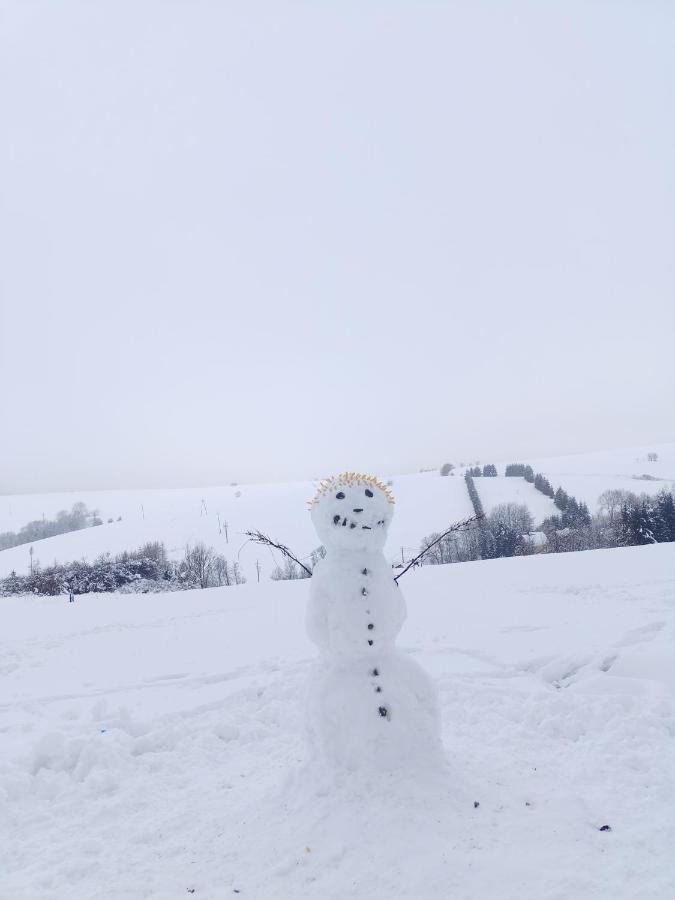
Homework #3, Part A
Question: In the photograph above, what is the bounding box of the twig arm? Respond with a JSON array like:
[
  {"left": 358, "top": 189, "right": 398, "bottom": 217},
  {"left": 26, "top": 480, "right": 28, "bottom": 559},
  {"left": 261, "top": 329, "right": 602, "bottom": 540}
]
[
  {"left": 393, "top": 514, "right": 483, "bottom": 583},
  {"left": 243, "top": 530, "right": 313, "bottom": 577}
]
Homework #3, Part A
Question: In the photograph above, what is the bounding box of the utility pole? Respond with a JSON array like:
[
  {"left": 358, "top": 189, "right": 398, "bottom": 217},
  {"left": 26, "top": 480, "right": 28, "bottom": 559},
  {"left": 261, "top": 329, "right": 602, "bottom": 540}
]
[
  {"left": 140, "top": 504, "right": 145, "bottom": 520},
  {"left": 255, "top": 559, "right": 261, "bottom": 583},
  {"left": 217, "top": 513, "right": 222, "bottom": 535},
  {"left": 29, "top": 546, "right": 34, "bottom": 575},
  {"left": 401, "top": 547, "right": 405, "bottom": 564},
  {"left": 223, "top": 519, "right": 229, "bottom": 543}
]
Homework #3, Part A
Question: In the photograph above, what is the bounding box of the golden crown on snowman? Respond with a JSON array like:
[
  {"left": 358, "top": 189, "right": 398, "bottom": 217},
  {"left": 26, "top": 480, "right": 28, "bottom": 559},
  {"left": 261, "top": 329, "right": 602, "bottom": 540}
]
[{"left": 308, "top": 472, "right": 395, "bottom": 509}]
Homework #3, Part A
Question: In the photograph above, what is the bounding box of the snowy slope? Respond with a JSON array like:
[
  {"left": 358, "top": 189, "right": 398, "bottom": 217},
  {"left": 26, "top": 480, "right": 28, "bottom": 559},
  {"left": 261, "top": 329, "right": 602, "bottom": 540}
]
[
  {"left": 525, "top": 442, "right": 675, "bottom": 480},
  {"left": 1, "top": 543, "right": 674, "bottom": 899},
  {"left": 522, "top": 442, "right": 675, "bottom": 512},
  {"left": 0, "top": 473, "right": 473, "bottom": 578},
  {"left": 472, "top": 476, "right": 558, "bottom": 526},
  {"left": 2, "top": 443, "right": 674, "bottom": 577}
]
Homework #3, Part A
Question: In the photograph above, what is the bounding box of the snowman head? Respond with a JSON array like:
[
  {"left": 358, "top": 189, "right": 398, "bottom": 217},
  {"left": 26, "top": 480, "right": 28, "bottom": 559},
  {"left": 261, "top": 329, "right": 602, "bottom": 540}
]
[{"left": 309, "top": 473, "right": 395, "bottom": 552}]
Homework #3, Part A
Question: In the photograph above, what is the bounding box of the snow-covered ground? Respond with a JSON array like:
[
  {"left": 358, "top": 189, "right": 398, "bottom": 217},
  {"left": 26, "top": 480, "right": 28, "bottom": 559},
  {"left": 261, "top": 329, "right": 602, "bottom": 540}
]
[
  {"left": 472, "top": 476, "right": 558, "bottom": 526},
  {"left": 2, "top": 543, "right": 673, "bottom": 899},
  {"left": 522, "top": 442, "right": 675, "bottom": 513},
  {"left": 0, "top": 473, "right": 473, "bottom": 578}
]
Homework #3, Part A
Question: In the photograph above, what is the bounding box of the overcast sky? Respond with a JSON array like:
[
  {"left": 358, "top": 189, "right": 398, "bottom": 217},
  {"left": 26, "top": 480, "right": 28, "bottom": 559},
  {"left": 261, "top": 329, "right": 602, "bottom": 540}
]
[{"left": 1, "top": 1, "right": 673, "bottom": 494}]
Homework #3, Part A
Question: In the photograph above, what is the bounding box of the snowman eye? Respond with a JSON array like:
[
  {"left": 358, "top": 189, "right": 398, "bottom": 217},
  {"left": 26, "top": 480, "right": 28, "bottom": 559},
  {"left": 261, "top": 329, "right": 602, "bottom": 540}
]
[
  {"left": 365, "top": 489, "right": 374, "bottom": 498},
  {"left": 336, "top": 492, "right": 345, "bottom": 500}
]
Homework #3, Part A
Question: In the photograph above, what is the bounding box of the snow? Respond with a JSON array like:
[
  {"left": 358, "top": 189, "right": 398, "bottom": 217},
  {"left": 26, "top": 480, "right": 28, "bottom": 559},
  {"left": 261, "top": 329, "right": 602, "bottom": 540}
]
[
  {"left": 472, "top": 476, "right": 558, "bottom": 526},
  {"left": 522, "top": 442, "right": 675, "bottom": 512},
  {"left": 524, "top": 442, "right": 675, "bottom": 480},
  {"left": 3, "top": 444, "right": 673, "bottom": 578},
  {"left": 0, "top": 472, "right": 474, "bottom": 578},
  {"left": 2, "top": 542, "right": 673, "bottom": 899}
]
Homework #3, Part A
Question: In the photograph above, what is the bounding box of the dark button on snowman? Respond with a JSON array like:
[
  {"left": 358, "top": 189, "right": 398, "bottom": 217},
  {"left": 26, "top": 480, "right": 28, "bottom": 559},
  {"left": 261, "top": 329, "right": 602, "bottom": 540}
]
[{"left": 305, "top": 473, "right": 442, "bottom": 771}]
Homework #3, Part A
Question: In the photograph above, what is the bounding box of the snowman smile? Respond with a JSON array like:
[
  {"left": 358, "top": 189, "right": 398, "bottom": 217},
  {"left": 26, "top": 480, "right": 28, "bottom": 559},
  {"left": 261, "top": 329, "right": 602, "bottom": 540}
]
[
  {"left": 330, "top": 516, "right": 384, "bottom": 532},
  {"left": 330, "top": 518, "right": 384, "bottom": 532}
]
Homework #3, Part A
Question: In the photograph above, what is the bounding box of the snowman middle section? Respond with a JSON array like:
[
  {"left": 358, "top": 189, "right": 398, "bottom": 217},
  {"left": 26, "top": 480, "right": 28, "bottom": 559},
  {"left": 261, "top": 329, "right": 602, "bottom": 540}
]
[
  {"left": 305, "top": 548, "right": 441, "bottom": 771},
  {"left": 307, "top": 549, "right": 406, "bottom": 659}
]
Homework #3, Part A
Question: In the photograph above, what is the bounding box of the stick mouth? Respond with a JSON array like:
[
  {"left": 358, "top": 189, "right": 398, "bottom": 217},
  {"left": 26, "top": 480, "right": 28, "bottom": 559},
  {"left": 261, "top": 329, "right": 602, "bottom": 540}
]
[{"left": 329, "top": 517, "right": 387, "bottom": 535}]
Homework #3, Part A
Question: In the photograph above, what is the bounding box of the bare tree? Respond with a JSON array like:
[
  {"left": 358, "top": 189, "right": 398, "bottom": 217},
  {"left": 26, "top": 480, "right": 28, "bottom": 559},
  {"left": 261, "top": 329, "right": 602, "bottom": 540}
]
[
  {"left": 212, "top": 554, "right": 231, "bottom": 586},
  {"left": 271, "top": 557, "right": 310, "bottom": 580},
  {"left": 183, "top": 542, "right": 215, "bottom": 589},
  {"left": 489, "top": 503, "right": 534, "bottom": 535},
  {"left": 597, "top": 489, "right": 633, "bottom": 523},
  {"left": 232, "top": 561, "right": 246, "bottom": 584}
]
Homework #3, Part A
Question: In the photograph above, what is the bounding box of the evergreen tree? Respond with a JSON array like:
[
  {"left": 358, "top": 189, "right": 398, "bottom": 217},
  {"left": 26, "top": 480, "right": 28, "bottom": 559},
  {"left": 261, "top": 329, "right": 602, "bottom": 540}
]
[
  {"left": 655, "top": 490, "right": 675, "bottom": 542},
  {"left": 578, "top": 501, "right": 592, "bottom": 526},
  {"left": 554, "top": 488, "right": 568, "bottom": 511},
  {"left": 620, "top": 497, "right": 659, "bottom": 545}
]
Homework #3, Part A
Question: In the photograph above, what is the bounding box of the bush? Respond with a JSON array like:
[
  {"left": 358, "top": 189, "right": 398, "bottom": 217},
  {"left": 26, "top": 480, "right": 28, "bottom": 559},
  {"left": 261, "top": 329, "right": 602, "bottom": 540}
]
[{"left": 0, "top": 540, "right": 246, "bottom": 596}]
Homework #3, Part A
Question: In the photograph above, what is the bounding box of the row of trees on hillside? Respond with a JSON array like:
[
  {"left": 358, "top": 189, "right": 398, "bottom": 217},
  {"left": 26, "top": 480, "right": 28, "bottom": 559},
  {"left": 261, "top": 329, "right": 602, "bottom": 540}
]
[
  {"left": 465, "top": 464, "right": 498, "bottom": 477},
  {"left": 419, "top": 487, "right": 675, "bottom": 568},
  {"left": 0, "top": 503, "right": 107, "bottom": 551},
  {"left": 419, "top": 502, "right": 535, "bottom": 565},
  {"left": 508, "top": 462, "right": 593, "bottom": 527},
  {"left": 504, "top": 463, "right": 534, "bottom": 479},
  {"left": 464, "top": 474, "right": 485, "bottom": 518},
  {"left": 0, "top": 541, "right": 246, "bottom": 597}
]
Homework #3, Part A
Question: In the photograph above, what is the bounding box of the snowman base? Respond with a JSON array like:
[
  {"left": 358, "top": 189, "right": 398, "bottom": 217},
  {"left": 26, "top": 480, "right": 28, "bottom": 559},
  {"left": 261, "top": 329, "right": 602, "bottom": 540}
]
[{"left": 305, "top": 651, "right": 442, "bottom": 772}]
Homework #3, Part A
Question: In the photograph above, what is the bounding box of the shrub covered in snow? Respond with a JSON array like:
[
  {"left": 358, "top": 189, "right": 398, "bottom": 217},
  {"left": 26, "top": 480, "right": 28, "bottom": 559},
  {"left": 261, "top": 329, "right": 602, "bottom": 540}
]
[{"left": 0, "top": 540, "right": 246, "bottom": 597}]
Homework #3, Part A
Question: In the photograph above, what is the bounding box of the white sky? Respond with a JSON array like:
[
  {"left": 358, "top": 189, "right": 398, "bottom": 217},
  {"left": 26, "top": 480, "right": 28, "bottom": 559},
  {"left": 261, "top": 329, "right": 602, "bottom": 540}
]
[{"left": 1, "top": 0, "right": 674, "bottom": 494}]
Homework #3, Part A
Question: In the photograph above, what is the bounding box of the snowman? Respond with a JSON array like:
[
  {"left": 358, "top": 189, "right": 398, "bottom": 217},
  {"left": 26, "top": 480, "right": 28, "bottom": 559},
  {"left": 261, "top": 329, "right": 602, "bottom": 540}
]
[{"left": 305, "top": 473, "right": 442, "bottom": 771}]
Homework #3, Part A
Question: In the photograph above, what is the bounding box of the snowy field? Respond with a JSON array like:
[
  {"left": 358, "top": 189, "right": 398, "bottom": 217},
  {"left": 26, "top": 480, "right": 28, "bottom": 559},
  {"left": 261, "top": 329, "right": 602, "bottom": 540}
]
[
  {"left": 2, "top": 543, "right": 674, "bottom": 899},
  {"left": 471, "top": 476, "right": 557, "bottom": 526},
  {"left": 0, "top": 473, "right": 473, "bottom": 579},
  {"left": 522, "top": 443, "right": 675, "bottom": 513}
]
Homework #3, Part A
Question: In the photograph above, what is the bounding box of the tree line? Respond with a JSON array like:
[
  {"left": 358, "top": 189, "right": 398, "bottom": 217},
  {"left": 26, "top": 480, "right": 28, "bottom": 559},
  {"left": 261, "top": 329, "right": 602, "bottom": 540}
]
[
  {"left": 441, "top": 463, "right": 498, "bottom": 477},
  {"left": 464, "top": 464, "right": 498, "bottom": 477},
  {"left": 0, "top": 503, "right": 106, "bottom": 551},
  {"left": 419, "top": 486, "right": 675, "bottom": 568},
  {"left": 464, "top": 474, "right": 485, "bottom": 518},
  {"left": 419, "top": 502, "right": 536, "bottom": 565},
  {"left": 0, "top": 540, "right": 246, "bottom": 597}
]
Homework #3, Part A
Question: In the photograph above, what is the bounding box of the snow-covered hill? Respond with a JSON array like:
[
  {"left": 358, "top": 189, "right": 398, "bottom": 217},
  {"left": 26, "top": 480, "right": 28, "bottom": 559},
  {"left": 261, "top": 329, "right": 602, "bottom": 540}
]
[
  {"left": 0, "top": 473, "right": 473, "bottom": 578},
  {"left": 1, "top": 442, "right": 673, "bottom": 579},
  {"left": 1, "top": 543, "right": 673, "bottom": 899},
  {"left": 471, "top": 475, "right": 558, "bottom": 526},
  {"left": 522, "top": 442, "right": 675, "bottom": 512}
]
